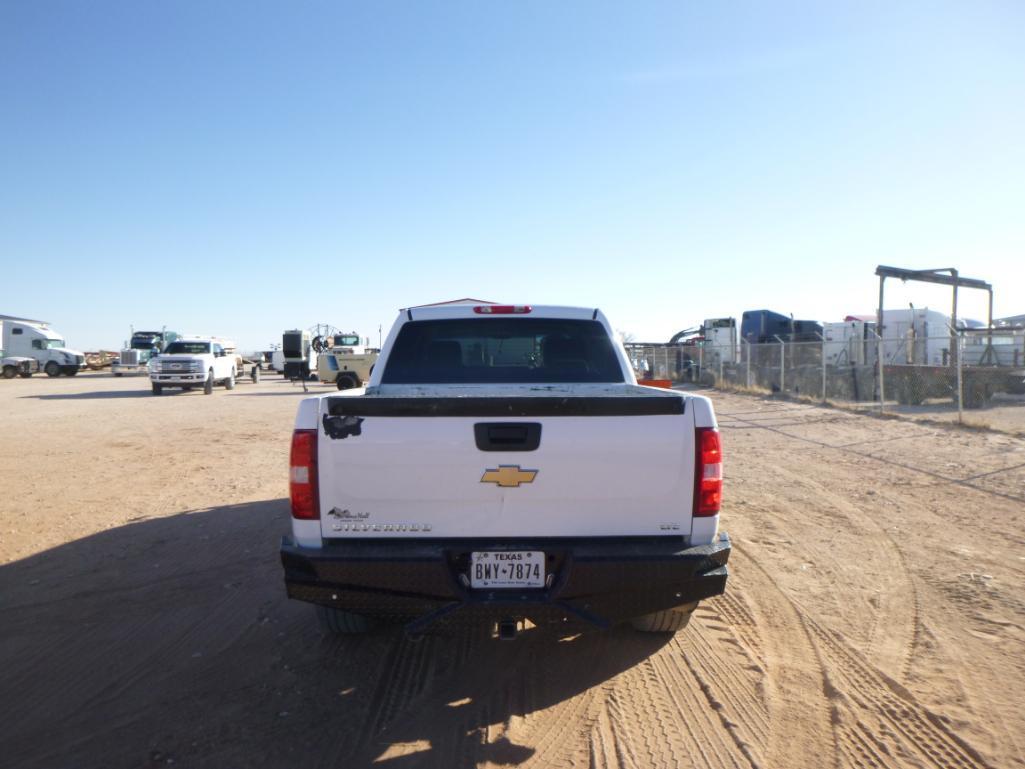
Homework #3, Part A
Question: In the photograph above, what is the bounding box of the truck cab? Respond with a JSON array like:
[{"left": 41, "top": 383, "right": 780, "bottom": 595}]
[
  {"left": 112, "top": 329, "right": 179, "bottom": 376},
  {"left": 1, "top": 318, "right": 86, "bottom": 377}
]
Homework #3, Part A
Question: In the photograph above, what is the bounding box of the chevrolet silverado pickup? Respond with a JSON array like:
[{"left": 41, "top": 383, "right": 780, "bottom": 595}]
[{"left": 280, "top": 304, "right": 730, "bottom": 638}]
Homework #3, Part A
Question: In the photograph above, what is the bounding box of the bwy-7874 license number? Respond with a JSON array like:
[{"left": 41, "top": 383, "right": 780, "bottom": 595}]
[{"left": 470, "top": 550, "right": 545, "bottom": 588}]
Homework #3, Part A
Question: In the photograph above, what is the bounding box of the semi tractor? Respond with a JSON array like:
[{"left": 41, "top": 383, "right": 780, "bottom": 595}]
[
  {"left": 0, "top": 316, "right": 86, "bottom": 377},
  {"left": 111, "top": 328, "right": 179, "bottom": 376}
]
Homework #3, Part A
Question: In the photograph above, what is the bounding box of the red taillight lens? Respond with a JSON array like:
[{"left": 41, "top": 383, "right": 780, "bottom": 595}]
[
  {"left": 473, "top": 305, "right": 532, "bottom": 314},
  {"left": 289, "top": 429, "right": 319, "bottom": 520},
  {"left": 695, "top": 428, "right": 722, "bottom": 517}
]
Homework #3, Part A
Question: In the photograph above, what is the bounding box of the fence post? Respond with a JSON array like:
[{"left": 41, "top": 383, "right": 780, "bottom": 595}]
[
  {"left": 876, "top": 330, "right": 885, "bottom": 412},
  {"left": 775, "top": 335, "right": 785, "bottom": 394},
  {"left": 719, "top": 351, "right": 724, "bottom": 387},
  {"left": 818, "top": 332, "right": 826, "bottom": 402},
  {"left": 745, "top": 340, "right": 751, "bottom": 388},
  {"left": 698, "top": 344, "right": 704, "bottom": 382},
  {"left": 953, "top": 326, "right": 964, "bottom": 423}
]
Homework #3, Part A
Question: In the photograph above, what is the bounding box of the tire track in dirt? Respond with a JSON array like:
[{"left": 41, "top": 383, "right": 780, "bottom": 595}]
[
  {"left": 603, "top": 653, "right": 731, "bottom": 769},
  {"left": 718, "top": 394, "right": 1022, "bottom": 768},
  {"left": 806, "top": 618, "right": 996, "bottom": 769},
  {"left": 761, "top": 458, "right": 921, "bottom": 682},
  {"left": 677, "top": 610, "right": 770, "bottom": 749},
  {"left": 710, "top": 589, "right": 767, "bottom": 669},
  {"left": 727, "top": 544, "right": 839, "bottom": 769}
]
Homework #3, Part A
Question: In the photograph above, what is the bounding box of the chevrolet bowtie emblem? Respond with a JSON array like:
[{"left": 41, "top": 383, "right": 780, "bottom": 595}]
[{"left": 481, "top": 465, "right": 538, "bottom": 488}]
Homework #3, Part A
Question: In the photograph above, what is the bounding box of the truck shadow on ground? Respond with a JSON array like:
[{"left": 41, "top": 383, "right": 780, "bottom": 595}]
[
  {"left": 0, "top": 500, "right": 669, "bottom": 769},
  {"left": 20, "top": 389, "right": 156, "bottom": 400}
]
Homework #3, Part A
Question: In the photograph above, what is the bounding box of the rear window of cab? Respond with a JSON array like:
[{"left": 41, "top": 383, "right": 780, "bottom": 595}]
[{"left": 381, "top": 318, "right": 625, "bottom": 384}]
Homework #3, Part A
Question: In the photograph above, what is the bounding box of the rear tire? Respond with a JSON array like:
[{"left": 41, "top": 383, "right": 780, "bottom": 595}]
[
  {"left": 204, "top": 370, "right": 214, "bottom": 395},
  {"left": 630, "top": 602, "right": 698, "bottom": 633},
  {"left": 44, "top": 361, "right": 61, "bottom": 377},
  {"left": 2, "top": 365, "right": 15, "bottom": 379},
  {"left": 151, "top": 383, "right": 163, "bottom": 395},
  {"left": 315, "top": 605, "right": 373, "bottom": 634},
  {"left": 336, "top": 373, "right": 358, "bottom": 390}
]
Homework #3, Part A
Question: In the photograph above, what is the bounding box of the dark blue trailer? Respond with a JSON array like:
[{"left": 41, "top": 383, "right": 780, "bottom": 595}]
[{"left": 741, "top": 310, "right": 822, "bottom": 343}]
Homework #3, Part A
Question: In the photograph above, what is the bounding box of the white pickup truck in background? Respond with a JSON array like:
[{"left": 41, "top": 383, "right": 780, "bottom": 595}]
[
  {"left": 149, "top": 337, "right": 241, "bottom": 395},
  {"left": 280, "top": 303, "right": 730, "bottom": 639}
]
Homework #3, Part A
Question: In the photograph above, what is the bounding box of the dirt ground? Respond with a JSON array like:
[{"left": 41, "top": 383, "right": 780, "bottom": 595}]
[{"left": 1, "top": 373, "right": 1023, "bottom": 769}]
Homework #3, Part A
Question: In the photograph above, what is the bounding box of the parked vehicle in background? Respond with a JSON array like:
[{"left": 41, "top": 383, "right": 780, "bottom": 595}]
[
  {"left": 315, "top": 332, "right": 380, "bottom": 390},
  {"left": 0, "top": 315, "right": 86, "bottom": 377},
  {"left": 823, "top": 318, "right": 877, "bottom": 366},
  {"left": 111, "top": 328, "right": 179, "bottom": 376},
  {"left": 1, "top": 355, "right": 39, "bottom": 379},
  {"left": 280, "top": 302, "right": 730, "bottom": 639},
  {"left": 148, "top": 336, "right": 241, "bottom": 395},
  {"left": 282, "top": 329, "right": 316, "bottom": 380},
  {"left": 741, "top": 309, "right": 822, "bottom": 344}
]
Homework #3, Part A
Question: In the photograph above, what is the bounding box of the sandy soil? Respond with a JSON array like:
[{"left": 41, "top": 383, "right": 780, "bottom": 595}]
[
  {"left": 886, "top": 393, "right": 1025, "bottom": 434},
  {"left": 1, "top": 373, "right": 1023, "bottom": 769}
]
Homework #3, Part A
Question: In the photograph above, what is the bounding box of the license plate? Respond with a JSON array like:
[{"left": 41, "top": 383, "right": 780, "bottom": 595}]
[{"left": 470, "top": 551, "right": 545, "bottom": 588}]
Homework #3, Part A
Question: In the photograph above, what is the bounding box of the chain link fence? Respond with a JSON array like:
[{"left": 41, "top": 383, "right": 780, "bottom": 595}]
[{"left": 633, "top": 329, "right": 1025, "bottom": 434}]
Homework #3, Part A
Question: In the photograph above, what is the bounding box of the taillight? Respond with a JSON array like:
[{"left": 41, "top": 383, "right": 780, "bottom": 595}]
[
  {"left": 473, "top": 305, "right": 532, "bottom": 314},
  {"left": 695, "top": 428, "right": 722, "bottom": 516},
  {"left": 289, "top": 429, "right": 319, "bottom": 520}
]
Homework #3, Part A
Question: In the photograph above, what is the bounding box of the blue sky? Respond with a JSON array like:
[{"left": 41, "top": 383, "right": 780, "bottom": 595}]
[{"left": 2, "top": 1, "right": 1022, "bottom": 350}]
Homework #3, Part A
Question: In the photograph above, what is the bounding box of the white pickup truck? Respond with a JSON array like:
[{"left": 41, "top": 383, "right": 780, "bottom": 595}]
[
  {"left": 149, "top": 337, "right": 240, "bottom": 395},
  {"left": 280, "top": 304, "right": 730, "bottom": 638}
]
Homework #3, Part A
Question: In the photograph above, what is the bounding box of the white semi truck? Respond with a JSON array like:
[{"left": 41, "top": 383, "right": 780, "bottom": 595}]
[
  {"left": 280, "top": 303, "right": 731, "bottom": 639},
  {"left": 0, "top": 316, "right": 86, "bottom": 377}
]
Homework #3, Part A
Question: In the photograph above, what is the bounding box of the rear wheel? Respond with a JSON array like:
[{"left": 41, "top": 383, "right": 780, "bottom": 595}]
[
  {"left": 44, "top": 361, "right": 61, "bottom": 377},
  {"left": 315, "top": 605, "right": 373, "bottom": 635},
  {"left": 336, "top": 373, "right": 358, "bottom": 390},
  {"left": 204, "top": 370, "right": 214, "bottom": 395},
  {"left": 2, "top": 365, "right": 15, "bottom": 379},
  {"left": 630, "top": 602, "right": 698, "bottom": 633}
]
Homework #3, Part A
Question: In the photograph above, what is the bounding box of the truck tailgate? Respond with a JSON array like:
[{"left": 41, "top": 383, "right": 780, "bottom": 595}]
[{"left": 316, "top": 390, "right": 696, "bottom": 539}]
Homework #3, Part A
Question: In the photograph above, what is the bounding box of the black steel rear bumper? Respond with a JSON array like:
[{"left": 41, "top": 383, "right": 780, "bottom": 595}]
[{"left": 280, "top": 532, "right": 730, "bottom": 634}]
